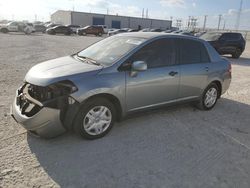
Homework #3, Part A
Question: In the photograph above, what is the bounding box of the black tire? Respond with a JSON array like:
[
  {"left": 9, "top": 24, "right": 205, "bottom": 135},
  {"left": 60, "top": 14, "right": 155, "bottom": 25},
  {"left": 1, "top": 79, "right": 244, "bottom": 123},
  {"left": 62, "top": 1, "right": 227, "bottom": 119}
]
[
  {"left": 1, "top": 28, "right": 9, "bottom": 33},
  {"left": 73, "top": 98, "right": 116, "bottom": 139},
  {"left": 196, "top": 83, "right": 219, "bottom": 110},
  {"left": 232, "top": 48, "right": 242, "bottom": 59},
  {"left": 98, "top": 32, "right": 102, "bottom": 36}
]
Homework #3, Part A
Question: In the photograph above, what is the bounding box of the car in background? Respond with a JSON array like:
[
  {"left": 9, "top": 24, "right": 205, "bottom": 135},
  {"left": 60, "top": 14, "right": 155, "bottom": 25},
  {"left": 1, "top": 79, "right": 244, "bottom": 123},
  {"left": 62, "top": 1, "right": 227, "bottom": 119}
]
[
  {"left": 195, "top": 31, "right": 206, "bottom": 37},
  {"left": 11, "top": 33, "right": 231, "bottom": 139},
  {"left": 200, "top": 32, "right": 246, "bottom": 58},
  {"left": 139, "top": 28, "right": 151, "bottom": 32},
  {"left": 150, "top": 28, "right": 163, "bottom": 32},
  {"left": 77, "top": 25, "right": 104, "bottom": 36},
  {"left": 97, "top": 25, "right": 109, "bottom": 33},
  {"left": 172, "top": 30, "right": 183, "bottom": 34},
  {"left": 45, "top": 23, "right": 61, "bottom": 28},
  {"left": 46, "top": 25, "right": 72, "bottom": 35},
  {"left": 0, "top": 21, "right": 35, "bottom": 34},
  {"left": 66, "top": 24, "right": 81, "bottom": 33},
  {"left": 179, "top": 31, "right": 194, "bottom": 36},
  {"left": 34, "top": 24, "right": 46, "bottom": 33},
  {"left": 107, "top": 28, "right": 129, "bottom": 36}
]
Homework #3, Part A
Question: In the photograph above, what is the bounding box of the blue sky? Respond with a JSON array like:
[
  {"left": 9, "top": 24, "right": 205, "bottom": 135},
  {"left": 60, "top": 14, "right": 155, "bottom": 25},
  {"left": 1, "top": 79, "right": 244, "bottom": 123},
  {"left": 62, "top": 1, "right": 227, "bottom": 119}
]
[{"left": 0, "top": 0, "right": 249, "bottom": 30}]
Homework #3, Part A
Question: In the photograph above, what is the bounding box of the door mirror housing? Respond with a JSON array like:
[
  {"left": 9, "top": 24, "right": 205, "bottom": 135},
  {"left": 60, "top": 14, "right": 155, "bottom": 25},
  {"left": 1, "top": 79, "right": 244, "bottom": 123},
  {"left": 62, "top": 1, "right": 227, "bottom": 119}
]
[{"left": 131, "top": 61, "right": 147, "bottom": 72}]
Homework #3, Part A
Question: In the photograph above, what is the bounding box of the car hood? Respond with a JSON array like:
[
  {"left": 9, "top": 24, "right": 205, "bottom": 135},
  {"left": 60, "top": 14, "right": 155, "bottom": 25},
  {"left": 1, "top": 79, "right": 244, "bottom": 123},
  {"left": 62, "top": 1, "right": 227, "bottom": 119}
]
[{"left": 25, "top": 56, "right": 103, "bottom": 86}]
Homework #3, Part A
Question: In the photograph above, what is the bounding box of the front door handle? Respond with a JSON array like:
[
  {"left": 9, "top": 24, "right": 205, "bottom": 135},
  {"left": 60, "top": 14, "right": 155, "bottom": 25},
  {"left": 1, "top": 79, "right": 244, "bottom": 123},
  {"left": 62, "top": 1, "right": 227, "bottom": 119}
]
[
  {"left": 205, "top": 67, "right": 209, "bottom": 72},
  {"left": 169, "top": 71, "right": 178, "bottom": 76}
]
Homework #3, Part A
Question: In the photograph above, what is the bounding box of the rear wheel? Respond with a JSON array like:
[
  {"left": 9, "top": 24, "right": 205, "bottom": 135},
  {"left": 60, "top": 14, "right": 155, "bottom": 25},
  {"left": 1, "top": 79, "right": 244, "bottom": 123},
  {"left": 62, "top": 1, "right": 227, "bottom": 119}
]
[
  {"left": 73, "top": 98, "right": 116, "bottom": 139},
  {"left": 232, "top": 48, "right": 242, "bottom": 59},
  {"left": 1, "top": 28, "right": 8, "bottom": 33},
  {"left": 196, "top": 83, "right": 219, "bottom": 110}
]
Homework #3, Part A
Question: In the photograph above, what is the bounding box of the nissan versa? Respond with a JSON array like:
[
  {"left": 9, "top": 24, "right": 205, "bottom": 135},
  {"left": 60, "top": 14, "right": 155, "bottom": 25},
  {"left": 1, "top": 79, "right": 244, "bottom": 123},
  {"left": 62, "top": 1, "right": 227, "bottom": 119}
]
[{"left": 11, "top": 33, "right": 231, "bottom": 139}]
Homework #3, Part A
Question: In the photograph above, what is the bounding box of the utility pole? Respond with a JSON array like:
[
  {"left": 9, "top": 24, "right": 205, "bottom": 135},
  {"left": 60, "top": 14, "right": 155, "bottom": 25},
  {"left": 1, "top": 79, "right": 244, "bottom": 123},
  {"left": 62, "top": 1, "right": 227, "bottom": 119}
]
[
  {"left": 187, "top": 16, "right": 191, "bottom": 29},
  {"left": 218, "top": 14, "right": 222, "bottom": 30},
  {"left": 146, "top": 8, "right": 148, "bottom": 18},
  {"left": 107, "top": 8, "right": 109, "bottom": 15},
  {"left": 235, "top": 0, "right": 243, "bottom": 30},
  {"left": 142, "top": 8, "right": 144, "bottom": 18},
  {"left": 203, "top": 15, "right": 207, "bottom": 31},
  {"left": 223, "top": 20, "right": 226, "bottom": 30}
]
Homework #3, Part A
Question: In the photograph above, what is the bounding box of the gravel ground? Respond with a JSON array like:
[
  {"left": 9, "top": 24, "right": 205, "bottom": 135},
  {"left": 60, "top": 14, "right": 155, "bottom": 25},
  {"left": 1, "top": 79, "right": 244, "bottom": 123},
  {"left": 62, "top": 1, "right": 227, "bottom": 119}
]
[{"left": 0, "top": 33, "right": 250, "bottom": 188}]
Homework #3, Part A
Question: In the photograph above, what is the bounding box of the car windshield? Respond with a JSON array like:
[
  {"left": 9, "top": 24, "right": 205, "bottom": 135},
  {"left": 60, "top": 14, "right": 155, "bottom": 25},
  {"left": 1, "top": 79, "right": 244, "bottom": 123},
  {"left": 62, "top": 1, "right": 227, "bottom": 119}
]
[
  {"left": 200, "top": 32, "right": 222, "bottom": 41},
  {"left": 77, "top": 36, "right": 146, "bottom": 66}
]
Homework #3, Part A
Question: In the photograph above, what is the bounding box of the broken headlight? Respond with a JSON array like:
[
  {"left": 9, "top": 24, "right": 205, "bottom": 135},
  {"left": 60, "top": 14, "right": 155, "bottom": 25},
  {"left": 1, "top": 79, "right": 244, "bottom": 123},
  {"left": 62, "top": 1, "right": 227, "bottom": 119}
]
[{"left": 28, "top": 80, "right": 78, "bottom": 102}]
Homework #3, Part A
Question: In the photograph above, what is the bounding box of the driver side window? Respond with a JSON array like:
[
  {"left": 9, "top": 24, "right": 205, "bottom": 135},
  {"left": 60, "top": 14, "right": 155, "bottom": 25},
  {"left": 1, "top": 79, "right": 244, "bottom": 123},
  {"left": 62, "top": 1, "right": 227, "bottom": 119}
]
[{"left": 128, "top": 38, "right": 176, "bottom": 68}]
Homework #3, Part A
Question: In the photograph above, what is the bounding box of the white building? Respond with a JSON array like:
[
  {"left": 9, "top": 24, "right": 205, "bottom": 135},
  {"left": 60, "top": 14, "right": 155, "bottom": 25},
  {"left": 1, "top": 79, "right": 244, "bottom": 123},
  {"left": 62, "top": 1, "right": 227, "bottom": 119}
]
[{"left": 51, "top": 10, "right": 172, "bottom": 30}]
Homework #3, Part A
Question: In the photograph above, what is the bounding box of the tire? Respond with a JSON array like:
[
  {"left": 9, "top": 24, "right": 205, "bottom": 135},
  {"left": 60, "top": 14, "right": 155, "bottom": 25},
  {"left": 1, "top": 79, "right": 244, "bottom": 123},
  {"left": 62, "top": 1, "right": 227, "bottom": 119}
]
[
  {"left": 196, "top": 83, "right": 219, "bottom": 110},
  {"left": 73, "top": 98, "right": 116, "bottom": 139},
  {"left": 1, "top": 28, "right": 9, "bottom": 33},
  {"left": 98, "top": 32, "right": 102, "bottom": 36},
  {"left": 232, "top": 48, "right": 242, "bottom": 59}
]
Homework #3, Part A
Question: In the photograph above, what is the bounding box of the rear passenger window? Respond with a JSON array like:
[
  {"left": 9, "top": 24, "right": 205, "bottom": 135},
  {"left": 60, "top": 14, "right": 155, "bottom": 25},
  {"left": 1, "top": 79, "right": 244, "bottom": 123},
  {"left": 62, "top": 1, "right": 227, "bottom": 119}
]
[
  {"left": 179, "top": 39, "right": 210, "bottom": 64},
  {"left": 130, "top": 38, "right": 176, "bottom": 68}
]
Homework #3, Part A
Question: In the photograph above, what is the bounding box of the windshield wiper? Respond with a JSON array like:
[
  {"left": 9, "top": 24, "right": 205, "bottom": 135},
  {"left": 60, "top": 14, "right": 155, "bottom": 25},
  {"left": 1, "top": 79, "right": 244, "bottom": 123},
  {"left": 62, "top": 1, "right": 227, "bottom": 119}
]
[{"left": 76, "top": 55, "right": 101, "bottom": 66}]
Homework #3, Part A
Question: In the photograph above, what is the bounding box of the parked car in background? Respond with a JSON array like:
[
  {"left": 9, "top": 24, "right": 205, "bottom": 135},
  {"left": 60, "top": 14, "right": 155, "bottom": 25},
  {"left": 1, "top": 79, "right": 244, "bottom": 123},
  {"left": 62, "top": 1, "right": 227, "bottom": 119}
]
[
  {"left": 66, "top": 24, "right": 81, "bottom": 33},
  {"left": 46, "top": 25, "right": 72, "bottom": 35},
  {"left": 45, "top": 23, "right": 61, "bottom": 28},
  {"left": 128, "top": 29, "right": 139, "bottom": 32},
  {"left": 139, "top": 28, "right": 151, "bottom": 32},
  {"left": 195, "top": 31, "right": 206, "bottom": 37},
  {"left": 97, "top": 25, "right": 109, "bottom": 33},
  {"left": 200, "top": 32, "right": 246, "bottom": 58},
  {"left": 0, "top": 21, "right": 35, "bottom": 34},
  {"left": 11, "top": 33, "right": 231, "bottom": 139},
  {"left": 150, "top": 28, "right": 163, "bottom": 32},
  {"left": 179, "top": 31, "right": 194, "bottom": 36},
  {"left": 77, "top": 25, "right": 104, "bottom": 36},
  {"left": 107, "top": 28, "right": 129, "bottom": 36},
  {"left": 34, "top": 24, "right": 46, "bottom": 33}
]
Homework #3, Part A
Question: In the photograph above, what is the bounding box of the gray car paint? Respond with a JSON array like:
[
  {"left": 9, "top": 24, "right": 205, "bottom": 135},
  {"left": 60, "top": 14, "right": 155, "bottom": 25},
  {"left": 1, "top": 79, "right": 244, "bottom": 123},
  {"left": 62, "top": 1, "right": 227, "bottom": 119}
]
[{"left": 11, "top": 32, "right": 231, "bottom": 137}]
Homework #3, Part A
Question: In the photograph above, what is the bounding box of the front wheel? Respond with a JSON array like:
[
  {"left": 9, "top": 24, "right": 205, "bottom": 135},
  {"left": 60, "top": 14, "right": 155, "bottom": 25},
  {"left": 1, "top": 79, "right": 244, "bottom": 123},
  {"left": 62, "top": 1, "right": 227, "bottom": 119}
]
[
  {"left": 196, "top": 83, "right": 219, "bottom": 110},
  {"left": 1, "top": 28, "right": 9, "bottom": 33},
  {"left": 73, "top": 98, "right": 116, "bottom": 139}
]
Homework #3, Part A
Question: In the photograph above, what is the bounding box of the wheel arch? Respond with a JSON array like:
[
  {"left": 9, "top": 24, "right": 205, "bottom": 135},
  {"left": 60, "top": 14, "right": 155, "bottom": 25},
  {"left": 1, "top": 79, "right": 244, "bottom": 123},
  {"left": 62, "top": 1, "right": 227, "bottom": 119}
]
[
  {"left": 80, "top": 93, "right": 123, "bottom": 121},
  {"left": 210, "top": 80, "right": 222, "bottom": 98}
]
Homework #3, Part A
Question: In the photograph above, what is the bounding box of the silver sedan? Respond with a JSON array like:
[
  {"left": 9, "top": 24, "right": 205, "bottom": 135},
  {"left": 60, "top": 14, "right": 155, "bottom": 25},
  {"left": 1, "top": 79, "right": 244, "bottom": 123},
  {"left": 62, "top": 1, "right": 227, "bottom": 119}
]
[{"left": 11, "top": 32, "right": 231, "bottom": 139}]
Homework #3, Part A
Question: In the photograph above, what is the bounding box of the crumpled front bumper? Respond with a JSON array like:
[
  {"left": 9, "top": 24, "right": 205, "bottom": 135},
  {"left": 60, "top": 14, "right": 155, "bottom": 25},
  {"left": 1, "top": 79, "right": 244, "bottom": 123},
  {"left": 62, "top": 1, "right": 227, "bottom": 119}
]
[{"left": 11, "top": 89, "right": 66, "bottom": 138}]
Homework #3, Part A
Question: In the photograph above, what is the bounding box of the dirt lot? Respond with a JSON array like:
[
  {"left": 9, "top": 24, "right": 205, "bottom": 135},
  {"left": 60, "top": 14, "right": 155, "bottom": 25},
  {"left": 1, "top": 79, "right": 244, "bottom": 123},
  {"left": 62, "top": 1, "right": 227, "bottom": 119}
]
[{"left": 0, "top": 33, "right": 250, "bottom": 188}]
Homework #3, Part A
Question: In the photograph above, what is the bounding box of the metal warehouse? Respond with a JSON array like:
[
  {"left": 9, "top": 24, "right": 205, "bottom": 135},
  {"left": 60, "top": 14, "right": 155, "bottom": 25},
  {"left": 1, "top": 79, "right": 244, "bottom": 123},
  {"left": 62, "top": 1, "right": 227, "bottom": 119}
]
[{"left": 51, "top": 10, "right": 172, "bottom": 30}]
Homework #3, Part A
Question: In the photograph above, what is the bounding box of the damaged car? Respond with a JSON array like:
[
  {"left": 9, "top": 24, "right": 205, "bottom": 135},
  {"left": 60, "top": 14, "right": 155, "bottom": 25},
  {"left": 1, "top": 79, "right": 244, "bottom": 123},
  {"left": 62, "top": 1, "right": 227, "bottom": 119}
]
[{"left": 11, "top": 33, "right": 231, "bottom": 139}]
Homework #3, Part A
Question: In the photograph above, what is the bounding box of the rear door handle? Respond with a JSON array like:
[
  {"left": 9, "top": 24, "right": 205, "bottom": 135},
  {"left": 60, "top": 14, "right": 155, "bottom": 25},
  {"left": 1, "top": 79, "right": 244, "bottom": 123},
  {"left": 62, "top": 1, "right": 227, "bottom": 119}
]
[
  {"left": 169, "top": 71, "right": 178, "bottom": 76},
  {"left": 205, "top": 67, "right": 209, "bottom": 72}
]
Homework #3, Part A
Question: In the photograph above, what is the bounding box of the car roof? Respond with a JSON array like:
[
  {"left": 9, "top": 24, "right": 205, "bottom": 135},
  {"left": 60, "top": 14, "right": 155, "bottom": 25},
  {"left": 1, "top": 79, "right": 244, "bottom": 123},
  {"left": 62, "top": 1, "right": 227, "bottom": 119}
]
[{"left": 116, "top": 32, "right": 204, "bottom": 42}]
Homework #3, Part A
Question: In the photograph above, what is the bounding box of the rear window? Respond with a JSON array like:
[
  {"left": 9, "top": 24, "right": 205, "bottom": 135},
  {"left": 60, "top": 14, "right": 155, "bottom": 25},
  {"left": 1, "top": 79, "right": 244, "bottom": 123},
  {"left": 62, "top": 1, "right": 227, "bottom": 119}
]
[
  {"left": 200, "top": 32, "right": 222, "bottom": 41},
  {"left": 221, "top": 33, "right": 241, "bottom": 40},
  {"left": 179, "top": 39, "right": 210, "bottom": 64}
]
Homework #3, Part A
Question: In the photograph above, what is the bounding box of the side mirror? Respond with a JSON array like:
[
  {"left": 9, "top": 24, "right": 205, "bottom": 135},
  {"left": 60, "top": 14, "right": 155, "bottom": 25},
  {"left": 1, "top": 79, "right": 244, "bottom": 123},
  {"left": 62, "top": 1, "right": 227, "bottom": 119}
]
[
  {"left": 131, "top": 61, "right": 147, "bottom": 72},
  {"left": 130, "top": 61, "right": 147, "bottom": 77}
]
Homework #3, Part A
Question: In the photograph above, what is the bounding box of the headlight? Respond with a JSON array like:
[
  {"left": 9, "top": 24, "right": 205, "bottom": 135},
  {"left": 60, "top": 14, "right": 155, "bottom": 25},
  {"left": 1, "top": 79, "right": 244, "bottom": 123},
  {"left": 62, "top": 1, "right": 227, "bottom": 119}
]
[{"left": 28, "top": 80, "right": 78, "bottom": 102}]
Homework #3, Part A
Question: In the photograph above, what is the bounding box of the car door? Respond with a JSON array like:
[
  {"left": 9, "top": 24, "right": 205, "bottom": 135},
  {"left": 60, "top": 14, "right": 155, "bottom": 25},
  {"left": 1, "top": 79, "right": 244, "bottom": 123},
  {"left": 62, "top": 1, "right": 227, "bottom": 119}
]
[
  {"left": 124, "top": 38, "right": 180, "bottom": 111},
  {"left": 8, "top": 22, "right": 18, "bottom": 31},
  {"left": 178, "top": 39, "right": 211, "bottom": 99}
]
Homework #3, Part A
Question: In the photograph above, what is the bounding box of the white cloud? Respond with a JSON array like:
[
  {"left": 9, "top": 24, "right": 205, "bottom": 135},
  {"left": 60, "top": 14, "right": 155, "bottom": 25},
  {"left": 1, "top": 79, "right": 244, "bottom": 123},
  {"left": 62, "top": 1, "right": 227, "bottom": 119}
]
[
  {"left": 192, "top": 2, "right": 196, "bottom": 7},
  {"left": 159, "top": 0, "right": 185, "bottom": 8}
]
